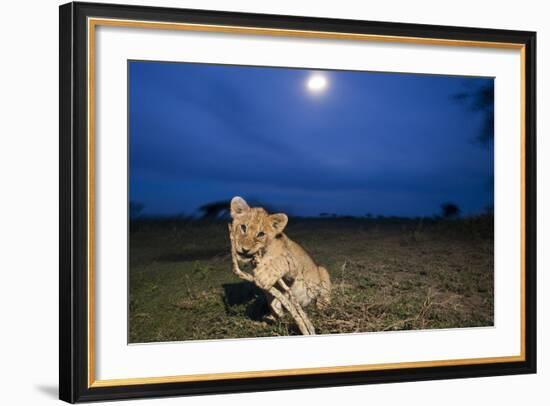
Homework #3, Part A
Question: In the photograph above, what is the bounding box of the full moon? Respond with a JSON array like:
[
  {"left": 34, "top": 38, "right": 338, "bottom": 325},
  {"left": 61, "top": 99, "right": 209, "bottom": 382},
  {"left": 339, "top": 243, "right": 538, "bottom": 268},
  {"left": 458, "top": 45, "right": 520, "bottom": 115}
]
[{"left": 307, "top": 74, "right": 327, "bottom": 92}]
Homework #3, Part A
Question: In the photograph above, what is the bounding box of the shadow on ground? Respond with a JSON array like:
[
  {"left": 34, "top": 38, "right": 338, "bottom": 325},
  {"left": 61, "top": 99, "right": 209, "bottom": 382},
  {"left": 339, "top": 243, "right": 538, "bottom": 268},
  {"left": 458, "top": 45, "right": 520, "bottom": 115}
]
[{"left": 222, "top": 281, "right": 269, "bottom": 321}]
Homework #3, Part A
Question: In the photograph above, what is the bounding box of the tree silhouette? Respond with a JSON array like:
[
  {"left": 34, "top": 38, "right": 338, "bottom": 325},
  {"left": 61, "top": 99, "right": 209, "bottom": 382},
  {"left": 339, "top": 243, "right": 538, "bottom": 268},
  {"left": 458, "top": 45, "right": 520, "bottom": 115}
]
[
  {"left": 199, "top": 200, "right": 231, "bottom": 219},
  {"left": 441, "top": 202, "right": 461, "bottom": 219},
  {"left": 199, "top": 198, "right": 280, "bottom": 220},
  {"left": 453, "top": 83, "right": 495, "bottom": 214},
  {"left": 452, "top": 83, "right": 494, "bottom": 146}
]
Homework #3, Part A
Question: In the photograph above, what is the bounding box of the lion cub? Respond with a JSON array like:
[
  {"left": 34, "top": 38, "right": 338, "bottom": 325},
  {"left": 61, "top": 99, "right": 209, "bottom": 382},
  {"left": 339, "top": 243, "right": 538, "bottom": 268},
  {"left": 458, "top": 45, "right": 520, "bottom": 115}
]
[{"left": 229, "top": 196, "right": 331, "bottom": 320}]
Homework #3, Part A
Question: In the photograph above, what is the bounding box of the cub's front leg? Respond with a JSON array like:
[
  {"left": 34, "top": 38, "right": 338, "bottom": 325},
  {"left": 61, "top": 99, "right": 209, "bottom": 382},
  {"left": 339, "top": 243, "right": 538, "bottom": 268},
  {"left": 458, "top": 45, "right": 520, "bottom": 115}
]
[{"left": 253, "top": 255, "right": 289, "bottom": 291}]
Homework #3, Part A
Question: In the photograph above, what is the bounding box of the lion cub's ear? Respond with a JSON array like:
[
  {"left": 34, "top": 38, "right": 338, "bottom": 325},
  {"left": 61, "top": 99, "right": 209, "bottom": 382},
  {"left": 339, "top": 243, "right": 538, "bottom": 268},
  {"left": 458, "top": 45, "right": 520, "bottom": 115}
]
[
  {"left": 270, "top": 213, "right": 288, "bottom": 234},
  {"left": 230, "top": 196, "right": 250, "bottom": 218}
]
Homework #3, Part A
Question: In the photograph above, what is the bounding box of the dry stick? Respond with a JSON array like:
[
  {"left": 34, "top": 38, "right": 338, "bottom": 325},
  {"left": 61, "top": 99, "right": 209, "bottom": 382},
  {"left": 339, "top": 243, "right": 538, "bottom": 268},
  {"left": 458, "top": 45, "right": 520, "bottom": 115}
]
[
  {"left": 277, "top": 279, "right": 315, "bottom": 335},
  {"left": 228, "top": 225, "right": 314, "bottom": 335},
  {"left": 268, "top": 282, "right": 313, "bottom": 335}
]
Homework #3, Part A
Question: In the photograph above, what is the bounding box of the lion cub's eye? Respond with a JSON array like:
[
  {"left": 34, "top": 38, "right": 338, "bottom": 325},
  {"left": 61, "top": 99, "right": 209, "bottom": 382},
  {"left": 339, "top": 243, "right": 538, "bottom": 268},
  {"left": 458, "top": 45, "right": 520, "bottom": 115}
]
[
  {"left": 240, "top": 224, "right": 247, "bottom": 233},
  {"left": 256, "top": 231, "right": 265, "bottom": 238}
]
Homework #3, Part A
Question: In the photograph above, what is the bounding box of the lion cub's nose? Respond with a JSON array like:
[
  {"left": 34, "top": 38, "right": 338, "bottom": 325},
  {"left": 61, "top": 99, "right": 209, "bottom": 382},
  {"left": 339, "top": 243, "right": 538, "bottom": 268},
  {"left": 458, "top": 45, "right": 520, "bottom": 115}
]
[{"left": 241, "top": 248, "right": 250, "bottom": 254}]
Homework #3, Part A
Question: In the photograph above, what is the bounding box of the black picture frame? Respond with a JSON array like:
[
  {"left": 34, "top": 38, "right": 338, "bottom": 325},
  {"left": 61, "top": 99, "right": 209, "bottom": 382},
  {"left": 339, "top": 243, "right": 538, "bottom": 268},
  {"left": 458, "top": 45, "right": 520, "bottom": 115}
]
[{"left": 59, "top": 1, "right": 537, "bottom": 403}]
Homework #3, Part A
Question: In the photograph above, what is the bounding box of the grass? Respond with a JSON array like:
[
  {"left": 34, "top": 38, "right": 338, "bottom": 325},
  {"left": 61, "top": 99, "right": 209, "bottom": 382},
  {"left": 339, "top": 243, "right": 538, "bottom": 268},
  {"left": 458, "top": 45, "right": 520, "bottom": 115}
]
[{"left": 128, "top": 216, "right": 493, "bottom": 343}]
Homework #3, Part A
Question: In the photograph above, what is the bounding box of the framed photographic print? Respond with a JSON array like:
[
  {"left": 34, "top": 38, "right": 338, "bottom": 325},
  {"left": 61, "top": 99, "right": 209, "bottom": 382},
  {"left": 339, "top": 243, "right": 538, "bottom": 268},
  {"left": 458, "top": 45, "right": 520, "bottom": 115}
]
[{"left": 59, "top": 1, "right": 537, "bottom": 403}]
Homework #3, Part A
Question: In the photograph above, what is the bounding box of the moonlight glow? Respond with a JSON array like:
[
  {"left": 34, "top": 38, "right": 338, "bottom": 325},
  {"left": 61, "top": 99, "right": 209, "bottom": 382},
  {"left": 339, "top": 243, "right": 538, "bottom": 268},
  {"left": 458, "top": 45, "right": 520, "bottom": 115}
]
[{"left": 307, "top": 74, "right": 327, "bottom": 92}]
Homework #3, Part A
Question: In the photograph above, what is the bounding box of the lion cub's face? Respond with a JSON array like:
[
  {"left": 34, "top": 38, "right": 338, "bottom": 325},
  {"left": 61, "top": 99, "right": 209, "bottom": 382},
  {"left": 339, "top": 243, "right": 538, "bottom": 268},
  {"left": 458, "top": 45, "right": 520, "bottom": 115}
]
[{"left": 230, "top": 197, "right": 288, "bottom": 261}]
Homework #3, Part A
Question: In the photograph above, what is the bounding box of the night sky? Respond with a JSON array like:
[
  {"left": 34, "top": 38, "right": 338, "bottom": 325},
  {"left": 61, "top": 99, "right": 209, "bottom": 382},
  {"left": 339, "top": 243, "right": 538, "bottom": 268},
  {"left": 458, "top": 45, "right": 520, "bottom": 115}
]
[{"left": 129, "top": 60, "right": 494, "bottom": 218}]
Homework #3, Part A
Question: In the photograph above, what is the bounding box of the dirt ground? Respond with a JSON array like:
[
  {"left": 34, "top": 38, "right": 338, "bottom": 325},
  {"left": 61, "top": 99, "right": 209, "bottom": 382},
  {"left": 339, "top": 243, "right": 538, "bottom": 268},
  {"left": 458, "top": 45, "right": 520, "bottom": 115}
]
[{"left": 128, "top": 216, "right": 493, "bottom": 343}]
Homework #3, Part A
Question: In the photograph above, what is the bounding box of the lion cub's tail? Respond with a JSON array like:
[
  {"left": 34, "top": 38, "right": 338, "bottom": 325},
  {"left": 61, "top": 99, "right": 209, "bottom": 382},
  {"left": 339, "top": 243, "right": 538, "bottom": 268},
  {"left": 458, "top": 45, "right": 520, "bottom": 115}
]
[{"left": 316, "top": 266, "right": 332, "bottom": 310}]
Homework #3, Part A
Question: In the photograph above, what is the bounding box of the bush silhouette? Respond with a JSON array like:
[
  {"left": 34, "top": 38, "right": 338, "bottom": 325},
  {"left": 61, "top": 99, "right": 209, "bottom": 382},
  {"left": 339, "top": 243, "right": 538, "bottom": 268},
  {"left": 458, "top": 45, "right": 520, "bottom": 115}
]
[{"left": 441, "top": 202, "right": 461, "bottom": 219}]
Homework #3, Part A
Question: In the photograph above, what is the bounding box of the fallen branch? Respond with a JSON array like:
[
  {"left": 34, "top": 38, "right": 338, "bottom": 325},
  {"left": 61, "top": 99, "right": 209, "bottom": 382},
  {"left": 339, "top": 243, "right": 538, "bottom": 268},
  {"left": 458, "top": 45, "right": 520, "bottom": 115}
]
[
  {"left": 228, "top": 225, "right": 315, "bottom": 335},
  {"left": 277, "top": 279, "right": 315, "bottom": 335}
]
